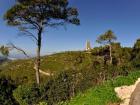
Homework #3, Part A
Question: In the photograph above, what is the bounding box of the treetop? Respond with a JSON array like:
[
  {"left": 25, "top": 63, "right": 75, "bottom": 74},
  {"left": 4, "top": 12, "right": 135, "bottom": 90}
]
[
  {"left": 96, "top": 30, "right": 117, "bottom": 45},
  {"left": 4, "top": 0, "right": 80, "bottom": 30}
]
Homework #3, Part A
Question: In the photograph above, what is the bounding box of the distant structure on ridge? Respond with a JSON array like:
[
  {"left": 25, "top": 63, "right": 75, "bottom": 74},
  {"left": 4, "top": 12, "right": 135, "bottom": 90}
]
[{"left": 85, "top": 40, "right": 91, "bottom": 51}]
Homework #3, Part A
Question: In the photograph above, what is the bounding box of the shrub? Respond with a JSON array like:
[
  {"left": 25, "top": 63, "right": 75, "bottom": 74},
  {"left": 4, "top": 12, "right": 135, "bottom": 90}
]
[
  {"left": 13, "top": 84, "right": 41, "bottom": 105},
  {"left": 41, "top": 63, "right": 134, "bottom": 105},
  {"left": 61, "top": 71, "right": 140, "bottom": 105},
  {"left": 37, "top": 102, "right": 48, "bottom": 105},
  {"left": 42, "top": 70, "right": 79, "bottom": 105},
  {"left": 0, "top": 76, "right": 18, "bottom": 105}
]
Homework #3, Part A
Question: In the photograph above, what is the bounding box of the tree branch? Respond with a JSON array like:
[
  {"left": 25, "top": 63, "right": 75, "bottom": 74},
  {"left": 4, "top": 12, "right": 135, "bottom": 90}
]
[
  {"left": 18, "top": 27, "right": 38, "bottom": 44},
  {"left": 7, "top": 43, "right": 30, "bottom": 58}
]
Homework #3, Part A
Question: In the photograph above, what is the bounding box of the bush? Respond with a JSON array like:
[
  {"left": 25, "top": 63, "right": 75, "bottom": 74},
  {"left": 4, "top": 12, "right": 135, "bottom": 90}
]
[
  {"left": 0, "top": 76, "right": 18, "bottom": 105},
  {"left": 42, "top": 70, "right": 80, "bottom": 105},
  {"left": 37, "top": 102, "right": 48, "bottom": 105},
  {"left": 13, "top": 84, "right": 41, "bottom": 105},
  {"left": 41, "top": 63, "right": 134, "bottom": 105},
  {"left": 61, "top": 71, "right": 140, "bottom": 105}
]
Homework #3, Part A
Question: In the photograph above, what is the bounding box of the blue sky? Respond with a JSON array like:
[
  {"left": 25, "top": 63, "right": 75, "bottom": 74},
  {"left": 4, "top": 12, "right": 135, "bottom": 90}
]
[{"left": 1, "top": 0, "right": 140, "bottom": 55}]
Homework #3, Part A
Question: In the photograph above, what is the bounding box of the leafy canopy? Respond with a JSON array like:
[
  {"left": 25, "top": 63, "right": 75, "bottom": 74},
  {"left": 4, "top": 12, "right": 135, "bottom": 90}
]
[
  {"left": 0, "top": 46, "right": 9, "bottom": 57},
  {"left": 4, "top": 0, "right": 80, "bottom": 30},
  {"left": 96, "top": 30, "right": 117, "bottom": 45},
  {"left": 133, "top": 39, "right": 140, "bottom": 49}
]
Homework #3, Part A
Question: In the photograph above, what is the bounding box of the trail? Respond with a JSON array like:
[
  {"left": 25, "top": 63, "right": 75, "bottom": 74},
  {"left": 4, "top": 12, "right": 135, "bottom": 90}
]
[{"left": 34, "top": 66, "right": 53, "bottom": 76}]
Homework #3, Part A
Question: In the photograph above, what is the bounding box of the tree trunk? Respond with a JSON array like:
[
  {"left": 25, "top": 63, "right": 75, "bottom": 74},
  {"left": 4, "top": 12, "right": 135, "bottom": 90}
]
[
  {"left": 109, "top": 44, "right": 112, "bottom": 64},
  {"left": 35, "top": 27, "right": 42, "bottom": 85}
]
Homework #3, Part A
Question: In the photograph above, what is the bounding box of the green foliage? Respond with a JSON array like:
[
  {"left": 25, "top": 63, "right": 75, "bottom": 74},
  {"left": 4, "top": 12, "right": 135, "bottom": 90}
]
[
  {"left": 62, "top": 70, "right": 140, "bottom": 105},
  {"left": 0, "top": 59, "right": 37, "bottom": 85},
  {"left": 96, "top": 30, "right": 117, "bottom": 44},
  {"left": 0, "top": 76, "right": 18, "bottom": 105},
  {"left": 0, "top": 49, "right": 134, "bottom": 105},
  {"left": 96, "top": 30, "right": 117, "bottom": 64},
  {"left": 42, "top": 70, "right": 80, "bottom": 105},
  {"left": 13, "top": 84, "right": 41, "bottom": 105},
  {"left": 131, "top": 39, "right": 140, "bottom": 67},
  {"left": 133, "top": 39, "right": 140, "bottom": 49},
  {"left": 0, "top": 45, "right": 9, "bottom": 57},
  {"left": 4, "top": 0, "right": 80, "bottom": 84},
  {"left": 37, "top": 102, "right": 48, "bottom": 105},
  {"left": 4, "top": 0, "right": 80, "bottom": 27},
  {"left": 0, "top": 51, "right": 98, "bottom": 84},
  {"left": 40, "top": 64, "right": 132, "bottom": 105},
  {"left": 2, "top": 0, "right": 140, "bottom": 104},
  {"left": 0, "top": 42, "right": 138, "bottom": 105},
  {"left": 0, "top": 44, "right": 133, "bottom": 84}
]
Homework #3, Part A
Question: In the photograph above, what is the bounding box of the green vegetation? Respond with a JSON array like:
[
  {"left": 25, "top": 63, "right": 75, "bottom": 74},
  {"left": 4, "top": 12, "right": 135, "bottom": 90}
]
[
  {"left": 13, "top": 84, "right": 41, "bottom": 105},
  {"left": 0, "top": 45, "right": 9, "bottom": 57},
  {"left": 61, "top": 70, "right": 140, "bottom": 105},
  {"left": 0, "top": 39, "right": 139, "bottom": 105},
  {"left": 4, "top": 0, "right": 80, "bottom": 84},
  {"left": 0, "top": 46, "right": 132, "bottom": 85},
  {"left": 96, "top": 30, "right": 117, "bottom": 64},
  {"left": 131, "top": 39, "right": 140, "bottom": 68},
  {"left": 1, "top": 0, "right": 140, "bottom": 105},
  {"left": 0, "top": 76, "right": 18, "bottom": 105}
]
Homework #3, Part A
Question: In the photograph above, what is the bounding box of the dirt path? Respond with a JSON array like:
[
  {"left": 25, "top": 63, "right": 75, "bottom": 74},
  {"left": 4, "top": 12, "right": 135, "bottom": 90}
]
[
  {"left": 129, "top": 82, "right": 140, "bottom": 105},
  {"left": 39, "top": 69, "right": 53, "bottom": 76},
  {"left": 33, "top": 66, "right": 53, "bottom": 76}
]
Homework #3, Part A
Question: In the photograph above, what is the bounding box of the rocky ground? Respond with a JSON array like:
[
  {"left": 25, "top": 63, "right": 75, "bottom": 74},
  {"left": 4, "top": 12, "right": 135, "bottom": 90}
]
[
  {"left": 115, "top": 78, "right": 140, "bottom": 105},
  {"left": 129, "top": 82, "right": 140, "bottom": 105}
]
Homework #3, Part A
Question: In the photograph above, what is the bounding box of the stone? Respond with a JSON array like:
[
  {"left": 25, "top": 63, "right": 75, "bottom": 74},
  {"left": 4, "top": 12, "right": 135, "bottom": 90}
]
[{"left": 114, "top": 78, "right": 140, "bottom": 105}]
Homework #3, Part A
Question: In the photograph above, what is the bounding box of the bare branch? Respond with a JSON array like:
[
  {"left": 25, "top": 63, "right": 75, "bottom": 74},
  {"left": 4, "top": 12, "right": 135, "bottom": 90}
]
[
  {"left": 17, "top": 27, "right": 38, "bottom": 44},
  {"left": 7, "top": 43, "right": 30, "bottom": 58}
]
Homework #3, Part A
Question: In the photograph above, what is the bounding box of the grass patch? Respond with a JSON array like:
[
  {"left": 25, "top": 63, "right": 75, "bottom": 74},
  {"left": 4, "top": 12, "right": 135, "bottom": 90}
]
[{"left": 61, "top": 70, "right": 140, "bottom": 105}]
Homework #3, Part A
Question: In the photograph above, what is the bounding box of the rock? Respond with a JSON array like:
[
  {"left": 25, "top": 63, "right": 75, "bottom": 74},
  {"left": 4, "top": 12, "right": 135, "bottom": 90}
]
[
  {"left": 115, "top": 78, "right": 140, "bottom": 105},
  {"left": 129, "top": 83, "right": 140, "bottom": 105}
]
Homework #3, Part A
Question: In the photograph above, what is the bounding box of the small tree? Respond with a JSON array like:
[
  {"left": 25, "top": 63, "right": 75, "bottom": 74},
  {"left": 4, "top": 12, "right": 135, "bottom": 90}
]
[
  {"left": 0, "top": 45, "right": 9, "bottom": 58},
  {"left": 96, "top": 30, "right": 117, "bottom": 64},
  {"left": 4, "top": 0, "right": 80, "bottom": 84},
  {"left": 131, "top": 39, "right": 140, "bottom": 67}
]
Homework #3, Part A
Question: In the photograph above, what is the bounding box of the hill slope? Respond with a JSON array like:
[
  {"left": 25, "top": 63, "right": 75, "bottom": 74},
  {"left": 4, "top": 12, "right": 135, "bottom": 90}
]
[
  {"left": 61, "top": 71, "right": 140, "bottom": 105},
  {"left": 0, "top": 51, "right": 101, "bottom": 84}
]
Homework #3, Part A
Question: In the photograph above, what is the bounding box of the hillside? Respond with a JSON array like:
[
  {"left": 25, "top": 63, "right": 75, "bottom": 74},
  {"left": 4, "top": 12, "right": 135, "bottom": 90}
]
[
  {"left": 0, "top": 44, "right": 133, "bottom": 84},
  {"left": 61, "top": 70, "right": 140, "bottom": 105},
  {"left": 0, "top": 44, "right": 132, "bottom": 85},
  {"left": 0, "top": 51, "right": 99, "bottom": 84},
  {"left": 0, "top": 45, "right": 138, "bottom": 105}
]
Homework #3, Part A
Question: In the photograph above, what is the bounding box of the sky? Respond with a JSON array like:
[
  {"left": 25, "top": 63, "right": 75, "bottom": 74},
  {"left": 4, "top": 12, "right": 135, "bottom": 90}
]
[{"left": 1, "top": 0, "right": 140, "bottom": 56}]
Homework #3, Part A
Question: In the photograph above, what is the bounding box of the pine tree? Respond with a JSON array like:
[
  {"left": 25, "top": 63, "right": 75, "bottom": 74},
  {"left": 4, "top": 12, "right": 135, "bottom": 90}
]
[
  {"left": 4, "top": 0, "right": 80, "bottom": 84},
  {"left": 96, "top": 30, "right": 117, "bottom": 64}
]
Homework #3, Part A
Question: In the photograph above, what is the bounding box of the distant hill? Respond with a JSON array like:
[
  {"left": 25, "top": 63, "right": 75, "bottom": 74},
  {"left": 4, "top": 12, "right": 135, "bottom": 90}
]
[{"left": 0, "top": 56, "right": 10, "bottom": 64}]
